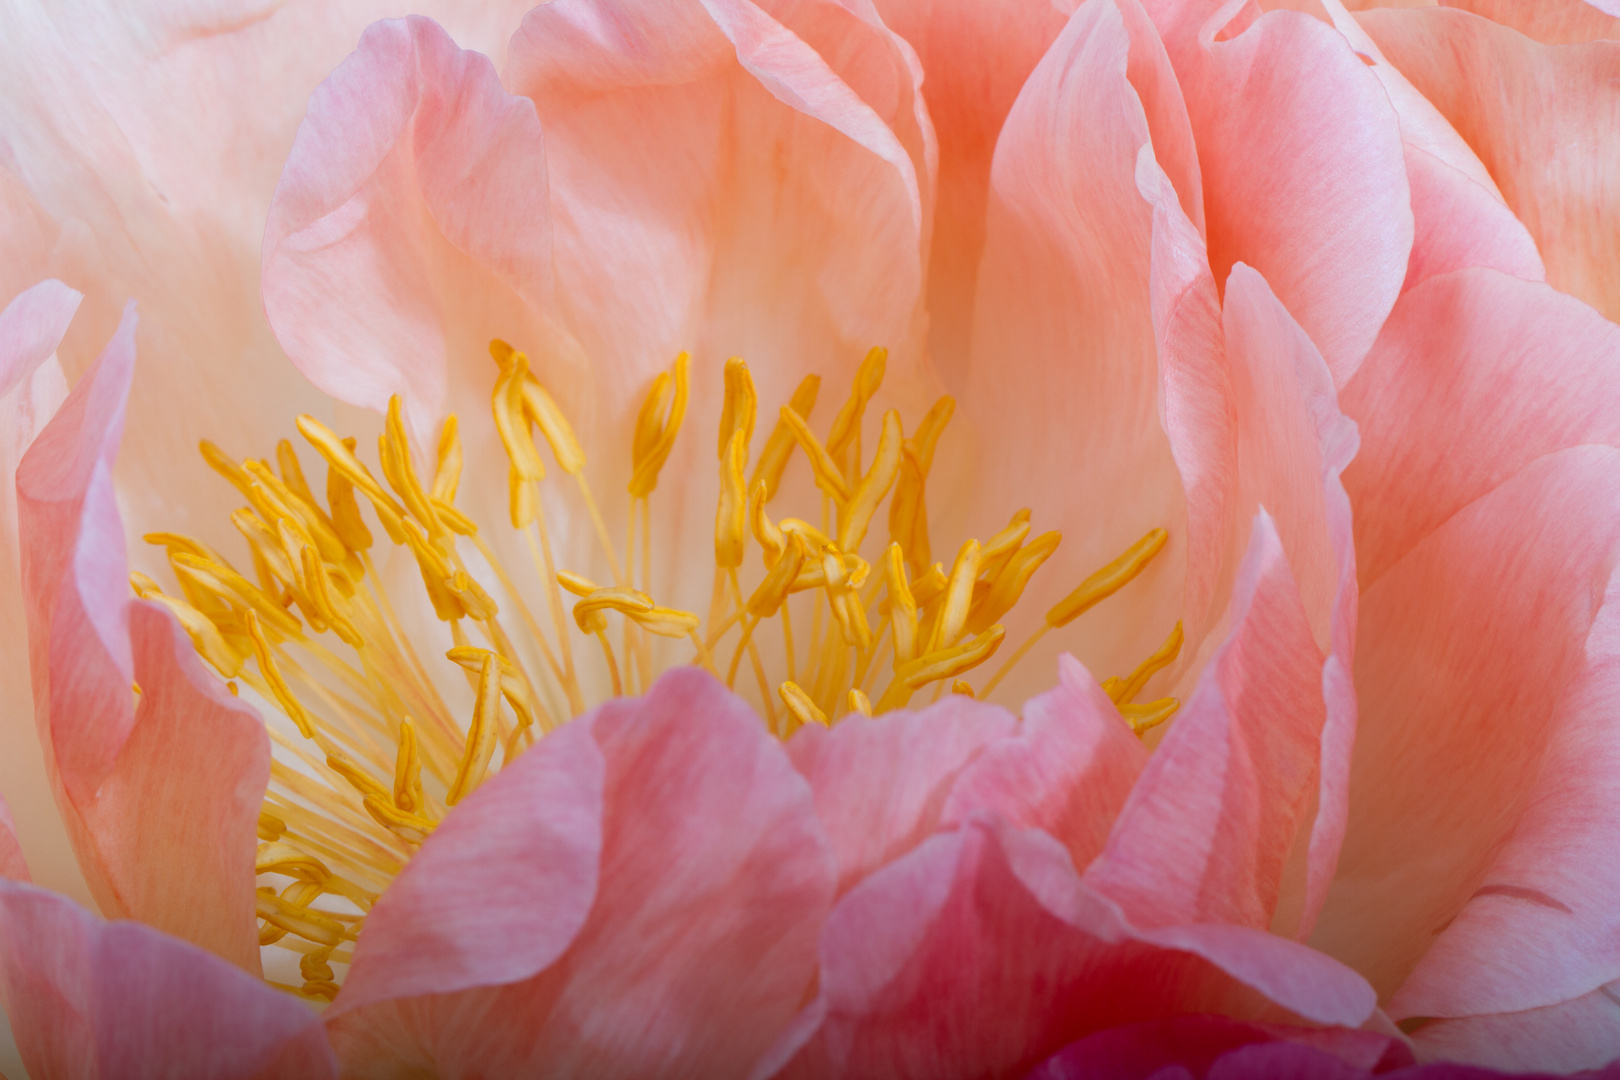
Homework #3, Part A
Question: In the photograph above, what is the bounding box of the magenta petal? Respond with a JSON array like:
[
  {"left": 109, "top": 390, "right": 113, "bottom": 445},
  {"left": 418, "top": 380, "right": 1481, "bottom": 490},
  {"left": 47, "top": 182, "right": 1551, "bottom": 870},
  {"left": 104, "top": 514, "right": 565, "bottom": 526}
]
[
  {"left": 263, "top": 15, "right": 552, "bottom": 444},
  {"left": 16, "top": 305, "right": 268, "bottom": 969},
  {"left": 0, "top": 881, "right": 335, "bottom": 1079},
  {"left": 329, "top": 670, "right": 833, "bottom": 1079}
]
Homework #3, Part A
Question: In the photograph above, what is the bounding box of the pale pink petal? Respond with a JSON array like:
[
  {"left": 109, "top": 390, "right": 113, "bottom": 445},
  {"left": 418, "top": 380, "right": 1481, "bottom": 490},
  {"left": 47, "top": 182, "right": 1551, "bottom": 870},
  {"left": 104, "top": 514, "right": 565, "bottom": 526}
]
[
  {"left": 0, "top": 799, "right": 27, "bottom": 883},
  {"left": 962, "top": 0, "right": 1188, "bottom": 697},
  {"left": 263, "top": 14, "right": 552, "bottom": 447},
  {"left": 0, "top": 880, "right": 335, "bottom": 1079},
  {"left": 1312, "top": 446, "right": 1620, "bottom": 1008},
  {"left": 787, "top": 697, "right": 1015, "bottom": 896},
  {"left": 16, "top": 305, "right": 268, "bottom": 969},
  {"left": 1441, "top": 0, "right": 1620, "bottom": 43},
  {"left": 941, "top": 654, "right": 1147, "bottom": 874},
  {"left": 329, "top": 670, "right": 834, "bottom": 1079},
  {"left": 1359, "top": 6, "right": 1620, "bottom": 323},
  {"left": 1410, "top": 985, "right": 1620, "bottom": 1073},
  {"left": 1145, "top": 0, "right": 1412, "bottom": 385},
  {"left": 1341, "top": 268, "right": 1620, "bottom": 586},
  {"left": 765, "top": 815, "right": 1374, "bottom": 1079}
]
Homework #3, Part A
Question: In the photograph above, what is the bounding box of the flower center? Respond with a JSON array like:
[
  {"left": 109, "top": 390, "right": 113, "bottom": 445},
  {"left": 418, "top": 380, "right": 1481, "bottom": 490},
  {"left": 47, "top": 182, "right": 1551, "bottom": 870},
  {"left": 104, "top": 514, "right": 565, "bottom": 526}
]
[{"left": 133, "top": 341, "right": 1178, "bottom": 1000}]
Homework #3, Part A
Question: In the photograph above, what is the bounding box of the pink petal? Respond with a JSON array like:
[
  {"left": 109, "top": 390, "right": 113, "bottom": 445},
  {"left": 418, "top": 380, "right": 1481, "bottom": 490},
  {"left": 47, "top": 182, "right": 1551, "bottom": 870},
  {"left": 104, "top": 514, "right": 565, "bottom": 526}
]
[
  {"left": 941, "top": 654, "right": 1147, "bottom": 874},
  {"left": 1312, "top": 447, "right": 1620, "bottom": 1012},
  {"left": 16, "top": 305, "right": 268, "bottom": 969},
  {"left": 0, "top": 880, "right": 335, "bottom": 1079},
  {"left": 1341, "top": 268, "right": 1620, "bottom": 587},
  {"left": 1409, "top": 985, "right": 1620, "bottom": 1074},
  {"left": 1358, "top": 5, "right": 1620, "bottom": 324},
  {"left": 262, "top": 14, "right": 553, "bottom": 447},
  {"left": 1440, "top": 0, "right": 1620, "bottom": 44},
  {"left": 0, "top": 797, "right": 27, "bottom": 883},
  {"left": 329, "top": 669, "right": 834, "bottom": 1079},
  {"left": 1147, "top": 0, "right": 1413, "bottom": 385},
  {"left": 787, "top": 696, "right": 1015, "bottom": 897},
  {"left": 962, "top": 0, "right": 1188, "bottom": 695},
  {"left": 764, "top": 815, "right": 1374, "bottom": 1079}
]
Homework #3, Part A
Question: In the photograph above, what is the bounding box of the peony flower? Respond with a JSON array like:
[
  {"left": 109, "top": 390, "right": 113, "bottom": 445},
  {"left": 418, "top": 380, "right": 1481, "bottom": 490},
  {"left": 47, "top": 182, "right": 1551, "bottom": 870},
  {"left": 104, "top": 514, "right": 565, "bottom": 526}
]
[{"left": 2, "top": 0, "right": 1618, "bottom": 1076}]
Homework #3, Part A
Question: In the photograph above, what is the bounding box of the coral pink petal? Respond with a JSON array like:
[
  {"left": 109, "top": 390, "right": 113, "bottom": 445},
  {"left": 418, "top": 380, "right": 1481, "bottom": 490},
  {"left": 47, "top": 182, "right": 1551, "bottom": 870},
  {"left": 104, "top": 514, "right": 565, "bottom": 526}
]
[
  {"left": 1358, "top": 6, "right": 1620, "bottom": 324},
  {"left": 507, "top": 0, "right": 926, "bottom": 421},
  {"left": 941, "top": 654, "right": 1147, "bottom": 873},
  {"left": 263, "top": 14, "right": 552, "bottom": 446},
  {"left": 1312, "top": 447, "right": 1620, "bottom": 1011},
  {"left": 16, "top": 305, "right": 268, "bottom": 970},
  {"left": 1409, "top": 985, "right": 1620, "bottom": 1074},
  {"left": 0, "top": 881, "right": 335, "bottom": 1079},
  {"left": 0, "top": 797, "right": 27, "bottom": 883},
  {"left": 329, "top": 670, "right": 833, "bottom": 1079},
  {"left": 765, "top": 816, "right": 1374, "bottom": 1079},
  {"left": 787, "top": 697, "right": 1014, "bottom": 897},
  {"left": 1151, "top": 1, "right": 1412, "bottom": 385},
  {"left": 1440, "top": 0, "right": 1620, "bottom": 45},
  {"left": 1342, "top": 268, "right": 1620, "bottom": 587},
  {"left": 963, "top": 0, "right": 1187, "bottom": 692}
]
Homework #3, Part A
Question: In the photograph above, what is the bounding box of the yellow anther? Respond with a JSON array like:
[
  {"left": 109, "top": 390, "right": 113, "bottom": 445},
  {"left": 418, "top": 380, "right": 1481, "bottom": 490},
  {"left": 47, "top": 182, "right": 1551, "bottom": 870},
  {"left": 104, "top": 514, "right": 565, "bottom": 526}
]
[
  {"left": 493, "top": 356, "right": 546, "bottom": 529},
  {"left": 382, "top": 395, "right": 444, "bottom": 541},
  {"left": 885, "top": 544, "right": 920, "bottom": 666},
  {"left": 243, "top": 609, "right": 312, "bottom": 738},
  {"left": 847, "top": 688, "right": 873, "bottom": 716},
  {"left": 199, "top": 439, "right": 256, "bottom": 501},
  {"left": 628, "top": 353, "right": 690, "bottom": 498},
  {"left": 173, "top": 553, "right": 301, "bottom": 637},
  {"left": 951, "top": 681, "right": 975, "bottom": 697},
  {"left": 838, "top": 409, "right": 903, "bottom": 553},
  {"left": 749, "top": 481, "right": 786, "bottom": 564},
  {"left": 433, "top": 415, "right": 463, "bottom": 502},
  {"left": 826, "top": 346, "right": 887, "bottom": 474},
  {"left": 257, "top": 811, "right": 286, "bottom": 842},
  {"left": 325, "top": 752, "right": 391, "bottom": 803},
  {"left": 297, "top": 415, "right": 406, "bottom": 523},
  {"left": 979, "top": 511, "right": 1032, "bottom": 581},
  {"left": 131, "top": 573, "right": 245, "bottom": 678},
  {"left": 363, "top": 796, "right": 437, "bottom": 845},
  {"left": 143, "top": 532, "right": 224, "bottom": 564},
  {"left": 245, "top": 458, "right": 347, "bottom": 568},
  {"left": 927, "top": 539, "right": 981, "bottom": 654},
  {"left": 256, "top": 841, "right": 331, "bottom": 885},
  {"left": 633, "top": 606, "right": 704, "bottom": 639},
  {"left": 301, "top": 546, "right": 362, "bottom": 648},
  {"left": 1046, "top": 528, "right": 1168, "bottom": 628},
  {"left": 445, "top": 647, "right": 538, "bottom": 737},
  {"left": 779, "top": 517, "right": 834, "bottom": 551},
  {"left": 508, "top": 468, "right": 536, "bottom": 531},
  {"left": 1106, "top": 622, "right": 1185, "bottom": 705},
  {"left": 719, "top": 356, "right": 758, "bottom": 460},
  {"left": 877, "top": 625, "right": 1006, "bottom": 713},
  {"left": 752, "top": 374, "right": 821, "bottom": 501},
  {"left": 824, "top": 549, "right": 872, "bottom": 651},
  {"left": 255, "top": 889, "right": 349, "bottom": 948},
  {"left": 632, "top": 370, "right": 672, "bottom": 467},
  {"left": 325, "top": 436, "right": 374, "bottom": 553},
  {"left": 778, "top": 405, "right": 849, "bottom": 504},
  {"left": 397, "top": 517, "right": 463, "bottom": 622},
  {"left": 778, "top": 681, "right": 828, "bottom": 732},
  {"left": 557, "top": 570, "right": 597, "bottom": 598},
  {"left": 909, "top": 562, "right": 948, "bottom": 608},
  {"left": 889, "top": 395, "right": 954, "bottom": 575},
  {"left": 716, "top": 429, "right": 748, "bottom": 569},
  {"left": 1119, "top": 696, "right": 1179, "bottom": 735},
  {"left": 431, "top": 497, "right": 477, "bottom": 536},
  {"left": 447, "top": 653, "right": 501, "bottom": 806},
  {"left": 572, "top": 586, "right": 653, "bottom": 635},
  {"left": 520, "top": 374, "right": 587, "bottom": 476},
  {"left": 748, "top": 532, "right": 807, "bottom": 618},
  {"left": 967, "top": 530, "right": 1061, "bottom": 635},
  {"left": 275, "top": 439, "right": 318, "bottom": 508},
  {"left": 447, "top": 570, "right": 499, "bottom": 622},
  {"left": 393, "top": 720, "right": 424, "bottom": 814}
]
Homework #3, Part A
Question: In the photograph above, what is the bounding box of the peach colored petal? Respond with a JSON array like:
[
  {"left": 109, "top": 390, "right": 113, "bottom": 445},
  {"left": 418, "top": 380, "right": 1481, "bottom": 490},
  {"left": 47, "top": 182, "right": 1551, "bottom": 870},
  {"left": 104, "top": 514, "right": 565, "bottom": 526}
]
[
  {"left": 763, "top": 815, "right": 1374, "bottom": 1079},
  {"left": 16, "top": 306, "right": 268, "bottom": 969},
  {"left": 1358, "top": 6, "right": 1620, "bottom": 324},
  {"left": 1441, "top": 0, "right": 1620, "bottom": 43},
  {"left": 0, "top": 799, "right": 28, "bottom": 883},
  {"left": 962, "top": 0, "right": 1187, "bottom": 693},
  {"left": 1410, "top": 985, "right": 1620, "bottom": 1074},
  {"left": 1341, "top": 268, "right": 1620, "bottom": 586},
  {"left": 1145, "top": 0, "right": 1412, "bottom": 385},
  {"left": 941, "top": 654, "right": 1147, "bottom": 874},
  {"left": 787, "top": 697, "right": 1015, "bottom": 897},
  {"left": 0, "top": 881, "right": 335, "bottom": 1079},
  {"left": 329, "top": 670, "right": 834, "bottom": 1079},
  {"left": 1313, "top": 447, "right": 1620, "bottom": 1013},
  {"left": 263, "top": 14, "right": 553, "bottom": 447}
]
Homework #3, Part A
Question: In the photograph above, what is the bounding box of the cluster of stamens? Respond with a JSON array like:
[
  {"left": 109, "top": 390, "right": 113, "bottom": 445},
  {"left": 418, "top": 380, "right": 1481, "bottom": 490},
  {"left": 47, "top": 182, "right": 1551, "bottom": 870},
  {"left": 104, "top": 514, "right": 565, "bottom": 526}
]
[{"left": 133, "top": 341, "right": 1181, "bottom": 1001}]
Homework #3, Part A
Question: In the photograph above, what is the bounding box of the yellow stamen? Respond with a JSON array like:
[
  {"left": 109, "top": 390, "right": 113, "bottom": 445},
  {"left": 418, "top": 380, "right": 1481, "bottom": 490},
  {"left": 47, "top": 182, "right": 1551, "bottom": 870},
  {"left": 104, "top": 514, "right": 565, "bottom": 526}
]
[
  {"left": 951, "top": 680, "right": 975, "bottom": 697},
  {"left": 1046, "top": 528, "right": 1169, "bottom": 629},
  {"left": 778, "top": 680, "right": 828, "bottom": 733},
  {"left": 716, "top": 429, "right": 748, "bottom": 569},
  {"left": 1120, "top": 696, "right": 1180, "bottom": 735},
  {"left": 876, "top": 625, "right": 1005, "bottom": 713},
  {"left": 1105, "top": 621, "right": 1184, "bottom": 705},
  {"left": 446, "top": 655, "right": 501, "bottom": 806},
  {"left": 752, "top": 374, "right": 821, "bottom": 501},
  {"left": 629, "top": 353, "right": 690, "bottom": 498},
  {"left": 778, "top": 405, "right": 850, "bottom": 504},
  {"left": 837, "top": 409, "right": 903, "bottom": 552},
  {"left": 847, "top": 687, "right": 873, "bottom": 716}
]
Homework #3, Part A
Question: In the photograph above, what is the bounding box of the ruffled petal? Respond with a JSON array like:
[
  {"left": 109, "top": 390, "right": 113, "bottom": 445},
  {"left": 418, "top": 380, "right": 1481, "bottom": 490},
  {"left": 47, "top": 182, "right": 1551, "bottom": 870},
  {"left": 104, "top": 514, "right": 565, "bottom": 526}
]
[
  {"left": 262, "top": 14, "right": 553, "bottom": 447},
  {"left": 1439, "top": 0, "right": 1620, "bottom": 44},
  {"left": 1358, "top": 5, "right": 1620, "bottom": 324},
  {"left": 1341, "top": 268, "right": 1620, "bottom": 586},
  {"left": 16, "top": 305, "right": 268, "bottom": 969},
  {"left": 763, "top": 815, "right": 1374, "bottom": 1079},
  {"left": 1147, "top": 0, "right": 1412, "bottom": 385},
  {"left": 329, "top": 669, "right": 833, "bottom": 1079},
  {"left": 1313, "top": 447, "right": 1620, "bottom": 1014},
  {"left": 787, "top": 697, "right": 1015, "bottom": 896},
  {"left": 0, "top": 880, "right": 335, "bottom": 1079},
  {"left": 1410, "top": 984, "right": 1620, "bottom": 1074}
]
